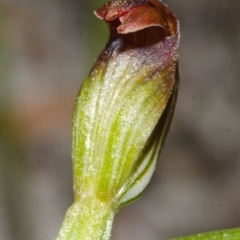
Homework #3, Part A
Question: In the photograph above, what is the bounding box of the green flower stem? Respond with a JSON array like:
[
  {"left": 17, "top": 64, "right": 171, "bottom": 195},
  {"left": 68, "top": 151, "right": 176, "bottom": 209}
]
[
  {"left": 170, "top": 228, "right": 240, "bottom": 240},
  {"left": 56, "top": 197, "right": 114, "bottom": 240}
]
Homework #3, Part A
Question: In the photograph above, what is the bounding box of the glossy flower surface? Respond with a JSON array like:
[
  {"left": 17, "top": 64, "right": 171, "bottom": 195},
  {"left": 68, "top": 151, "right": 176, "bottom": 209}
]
[{"left": 76, "top": 0, "right": 181, "bottom": 205}]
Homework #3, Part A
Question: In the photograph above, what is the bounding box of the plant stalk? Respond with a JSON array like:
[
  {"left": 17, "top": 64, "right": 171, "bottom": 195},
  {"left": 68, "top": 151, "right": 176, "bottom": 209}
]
[{"left": 56, "top": 196, "right": 115, "bottom": 240}]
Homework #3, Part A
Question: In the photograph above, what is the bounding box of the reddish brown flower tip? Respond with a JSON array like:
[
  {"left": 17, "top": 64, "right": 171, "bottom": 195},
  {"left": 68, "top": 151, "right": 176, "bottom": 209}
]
[{"left": 95, "top": 0, "right": 179, "bottom": 46}]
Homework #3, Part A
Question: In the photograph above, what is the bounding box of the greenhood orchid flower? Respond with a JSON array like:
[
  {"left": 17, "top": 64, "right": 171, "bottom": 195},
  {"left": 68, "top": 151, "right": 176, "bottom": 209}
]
[{"left": 57, "top": 0, "right": 180, "bottom": 239}]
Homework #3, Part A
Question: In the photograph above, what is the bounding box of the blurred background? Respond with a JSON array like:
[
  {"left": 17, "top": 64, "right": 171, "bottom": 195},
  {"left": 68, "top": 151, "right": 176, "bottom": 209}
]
[{"left": 0, "top": 0, "right": 239, "bottom": 239}]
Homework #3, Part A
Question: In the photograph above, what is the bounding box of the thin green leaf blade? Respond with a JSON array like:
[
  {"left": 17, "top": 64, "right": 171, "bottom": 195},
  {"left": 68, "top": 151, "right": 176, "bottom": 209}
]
[{"left": 171, "top": 228, "right": 240, "bottom": 240}]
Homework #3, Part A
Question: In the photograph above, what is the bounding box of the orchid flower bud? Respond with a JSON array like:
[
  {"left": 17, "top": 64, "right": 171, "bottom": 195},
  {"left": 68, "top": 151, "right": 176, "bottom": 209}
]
[{"left": 57, "top": 0, "right": 180, "bottom": 239}]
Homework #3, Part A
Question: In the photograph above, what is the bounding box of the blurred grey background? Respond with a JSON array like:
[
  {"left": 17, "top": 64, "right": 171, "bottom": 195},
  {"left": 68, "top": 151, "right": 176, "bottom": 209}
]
[{"left": 0, "top": 0, "right": 239, "bottom": 239}]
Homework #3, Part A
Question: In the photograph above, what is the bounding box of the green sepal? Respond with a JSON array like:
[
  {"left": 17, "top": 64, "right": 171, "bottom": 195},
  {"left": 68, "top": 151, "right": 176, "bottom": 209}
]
[{"left": 118, "top": 65, "right": 179, "bottom": 206}]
